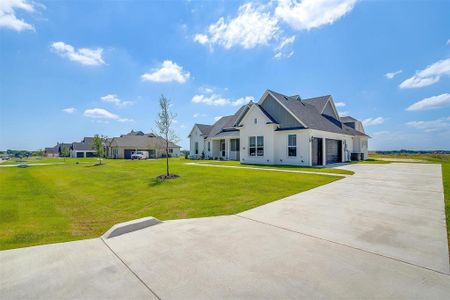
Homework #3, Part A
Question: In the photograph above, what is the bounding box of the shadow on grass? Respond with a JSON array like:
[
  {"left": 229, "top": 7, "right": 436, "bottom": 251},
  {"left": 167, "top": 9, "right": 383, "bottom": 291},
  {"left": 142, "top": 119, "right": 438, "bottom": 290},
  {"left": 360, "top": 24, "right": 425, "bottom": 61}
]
[
  {"left": 83, "top": 163, "right": 107, "bottom": 168},
  {"left": 148, "top": 174, "right": 180, "bottom": 187}
]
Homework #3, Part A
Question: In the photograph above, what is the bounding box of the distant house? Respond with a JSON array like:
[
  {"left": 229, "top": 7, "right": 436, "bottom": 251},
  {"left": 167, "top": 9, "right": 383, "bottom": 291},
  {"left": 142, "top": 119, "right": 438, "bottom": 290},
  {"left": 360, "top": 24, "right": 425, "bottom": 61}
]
[
  {"left": 43, "top": 143, "right": 71, "bottom": 157},
  {"left": 106, "top": 130, "right": 181, "bottom": 159},
  {"left": 189, "top": 89, "right": 369, "bottom": 166},
  {"left": 70, "top": 137, "right": 96, "bottom": 158},
  {"left": 44, "top": 146, "right": 59, "bottom": 157}
]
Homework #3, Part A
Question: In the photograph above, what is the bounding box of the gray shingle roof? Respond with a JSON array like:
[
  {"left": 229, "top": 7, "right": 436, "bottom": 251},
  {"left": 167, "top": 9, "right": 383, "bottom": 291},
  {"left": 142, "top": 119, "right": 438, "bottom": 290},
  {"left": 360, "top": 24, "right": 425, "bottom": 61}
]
[
  {"left": 302, "top": 95, "right": 331, "bottom": 113},
  {"left": 110, "top": 134, "right": 181, "bottom": 149},
  {"left": 267, "top": 90, "right": 367, "bottom": 137},
  {"left": 207, "top": 104, "right": 250, "bottom": 138},
  {"left": 44, "top": 146, "right": 58, "bottom": 153},
  {"left": 193, "top": 90, "right": 367, "bottom": 139},
  {"left": 195, "top": 124, "right": 213, "bottom": 136},
  {"left": 340, "top": 116, "right": 357, "bottom": 122},
  {"left": 72, "top": 137, "right": 95, "bottom": 151}
]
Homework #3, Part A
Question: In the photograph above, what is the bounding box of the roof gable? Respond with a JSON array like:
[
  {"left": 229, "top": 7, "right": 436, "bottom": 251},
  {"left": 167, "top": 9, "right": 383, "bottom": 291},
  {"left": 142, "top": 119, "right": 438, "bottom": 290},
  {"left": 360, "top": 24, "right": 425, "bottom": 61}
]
[
  {"left": 188, "top": 124, "right": 212, "bottom": 138},
  {"left": 237, "top": 103, "right": 276, "bottom": 126},
  {"left": 321, "top": 97, "right": 340, "bottom": 121},
  {"left": 259, "top": 90, "right": 307, "bottom": 128},
  {"left": 260, "top": 90, "right": 368, "bottom": 137}
]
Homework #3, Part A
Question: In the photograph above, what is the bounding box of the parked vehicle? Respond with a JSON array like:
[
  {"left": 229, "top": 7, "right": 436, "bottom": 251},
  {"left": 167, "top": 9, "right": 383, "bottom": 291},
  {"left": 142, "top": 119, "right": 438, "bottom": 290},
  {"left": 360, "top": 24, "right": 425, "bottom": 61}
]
[{"left": 131, "top": 151, "right": 148, "bottom": 160}]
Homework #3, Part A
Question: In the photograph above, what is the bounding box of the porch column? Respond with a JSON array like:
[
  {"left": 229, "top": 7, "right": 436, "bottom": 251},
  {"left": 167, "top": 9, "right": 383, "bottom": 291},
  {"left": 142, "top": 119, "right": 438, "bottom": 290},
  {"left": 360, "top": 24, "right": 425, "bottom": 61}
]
[
  {"left": 322, "top": 138, "right": 326, "bottom": 165},
  {"left": 309, "top": 137, "right": 313, "bottom": 166}
]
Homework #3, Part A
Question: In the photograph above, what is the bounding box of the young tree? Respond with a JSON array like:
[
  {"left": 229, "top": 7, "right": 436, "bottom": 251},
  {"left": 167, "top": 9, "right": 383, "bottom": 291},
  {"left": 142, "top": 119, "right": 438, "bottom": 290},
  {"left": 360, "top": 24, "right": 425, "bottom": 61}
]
[
  {"left": 155, "top": 94, "right": 178, "bottom": 177},
  {"left": 61, "top": 145, "right": 70, "bottom": 161},
  {"left": 93, "top": 134, "right": 105, "bottom": 165}
]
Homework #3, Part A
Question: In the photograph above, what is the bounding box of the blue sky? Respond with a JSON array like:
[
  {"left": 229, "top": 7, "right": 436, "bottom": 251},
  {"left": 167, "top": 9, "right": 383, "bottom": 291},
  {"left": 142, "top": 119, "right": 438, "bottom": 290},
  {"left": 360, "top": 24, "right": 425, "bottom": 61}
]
[{"left": 1, "top": 0, "right": 449, "bottom": 151}]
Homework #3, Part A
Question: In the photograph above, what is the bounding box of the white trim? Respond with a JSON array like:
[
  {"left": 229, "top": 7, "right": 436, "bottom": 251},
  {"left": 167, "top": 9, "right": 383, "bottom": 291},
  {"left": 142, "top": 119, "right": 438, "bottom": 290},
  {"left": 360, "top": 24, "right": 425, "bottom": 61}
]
[
  {"left": 237, "top": 103, "right": 272, "bottom": 127},
  {"left": 187, "top": 124, "right": 200, "bottom": 138},
  {"left": 322, "top": 96, "right": 340, "bottom": 121},
  {"left": 258, "top": 90, "right": 308, "bottom": 128}
]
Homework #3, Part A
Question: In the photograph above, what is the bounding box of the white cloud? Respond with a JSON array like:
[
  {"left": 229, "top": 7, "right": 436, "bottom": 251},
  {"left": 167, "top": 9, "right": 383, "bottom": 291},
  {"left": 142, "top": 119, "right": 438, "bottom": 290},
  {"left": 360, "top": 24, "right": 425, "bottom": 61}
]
[
  {"left": 399, "top": 58, "right": 450, "bottom": 88},
  {"left": 141, "top": 60, "right": 190, "bottom": 83},
  {"left": 194, "top": 1, "right": 356, "bottom": 57},
  {"left": 338, "top": 111, "right": 349, "bottom": 117},
  {"left": 193, "top": 34, "right": 209, "bottom": 44},
  {"left": 62, "top": 107, "right": 76, "bottom": 114},
  {"left": 232, "top": 96, "right": 254, "bottom": 106},
  {"left": 214, "top": 116, "right": 223, "bottom": 122},
  {"left": 51, "top": 41, "right": 105, "bottom": 66},
  {"left": 362, "top": 117, "right": 385, "bottom": 126},
  {"left": 101, "top": 94, "right": 133, "bottom": 108},
  {"left": 275, "top": 0, "right": 356, "bottom": 31},
  {"left": 384, "top": 70, "right": 402, "bottom": 79},
  {"left": 407, "top": 118, "right": 450, "bottom": 132},
  {"left": 194, "top": 3, "right": 280, "bottom": 49},
  {"left": 447, "top": 39, "right": 450, "bottom": 45},
  {"left": 192, "top": 94, "right": 253, "bottom": 106},
  {"left": 406, "top": 93, "right": 450, "bottom": 111},
  {"left": 0, "top": 0, "right": 37, "bottom": 32},
  {"left": 192, "top": 94, "right": 230, "bottom": 106},
  {"left": 335, "top": 102, "right": 346, "bottom": 107},
  {"left": 274, "top": 35, "right": 295, "bottom": 59},
  {"left": 83, "top": 108, "right": 133, "bottom": 122}
]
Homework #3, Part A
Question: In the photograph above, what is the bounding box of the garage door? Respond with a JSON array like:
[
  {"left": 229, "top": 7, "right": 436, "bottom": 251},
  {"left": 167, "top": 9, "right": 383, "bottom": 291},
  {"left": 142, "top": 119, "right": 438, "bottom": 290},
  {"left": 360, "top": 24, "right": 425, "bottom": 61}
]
[
  {"left": 326, "top": 139, "right": 342, "bottom": 164},
  {"left": 124, "top": 149, "right": 133, "bottom": 159},
  {"left": 76, "top": 152, "right": 84, "bottom": 158}
]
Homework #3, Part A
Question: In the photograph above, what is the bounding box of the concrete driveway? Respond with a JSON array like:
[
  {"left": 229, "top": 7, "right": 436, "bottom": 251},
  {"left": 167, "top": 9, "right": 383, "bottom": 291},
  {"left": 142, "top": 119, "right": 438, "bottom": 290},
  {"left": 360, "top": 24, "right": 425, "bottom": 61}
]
[{"left": 1, "top": 163, "right": 449, "bottom": 299}]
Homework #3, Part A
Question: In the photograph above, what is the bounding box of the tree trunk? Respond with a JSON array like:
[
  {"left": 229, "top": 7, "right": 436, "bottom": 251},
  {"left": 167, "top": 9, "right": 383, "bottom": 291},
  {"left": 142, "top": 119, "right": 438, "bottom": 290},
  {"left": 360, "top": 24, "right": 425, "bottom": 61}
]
[{"left": 166, "top": 139, "right": 169, "bottom": 176}]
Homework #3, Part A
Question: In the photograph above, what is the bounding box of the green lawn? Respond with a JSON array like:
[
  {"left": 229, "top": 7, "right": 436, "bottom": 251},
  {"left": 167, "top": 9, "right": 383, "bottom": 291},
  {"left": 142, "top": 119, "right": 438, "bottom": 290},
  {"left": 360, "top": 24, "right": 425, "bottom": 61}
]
[
  {"left": 192, "top": 160, "right": 355, "bottom": 175},
  {"left": 0, "top": 157, "right": 340, "bottom": 250},
  {"left": 371, "top": 153, "right": 450, "bottom": 256},
  {"left": 0, "top": 157, "right": 67, "bottom": 165}
]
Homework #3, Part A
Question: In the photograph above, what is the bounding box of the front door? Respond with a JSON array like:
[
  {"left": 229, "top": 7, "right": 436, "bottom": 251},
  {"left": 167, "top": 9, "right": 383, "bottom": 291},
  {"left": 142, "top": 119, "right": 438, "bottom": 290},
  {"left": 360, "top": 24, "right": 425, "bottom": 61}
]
[
  {"left": 312, "top": 137, "right": 323, "bottom": 166},
  {"left": 220, "top": 140, "right": 226, "bottom": 158}
]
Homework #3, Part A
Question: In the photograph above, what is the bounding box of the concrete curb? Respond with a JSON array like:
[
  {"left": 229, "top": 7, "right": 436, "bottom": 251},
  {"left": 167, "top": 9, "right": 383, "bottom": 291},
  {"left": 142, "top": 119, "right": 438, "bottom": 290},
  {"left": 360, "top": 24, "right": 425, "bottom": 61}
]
[{"left": 102, "top": 217, "right": 161, "bottom": 239}]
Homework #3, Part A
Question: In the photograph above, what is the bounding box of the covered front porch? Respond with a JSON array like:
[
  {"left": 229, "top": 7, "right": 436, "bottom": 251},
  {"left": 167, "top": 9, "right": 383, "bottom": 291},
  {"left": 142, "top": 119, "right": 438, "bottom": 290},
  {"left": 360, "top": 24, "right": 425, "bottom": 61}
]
[{"left": 210, "top": 137, "right": 240, "bottom": 161}]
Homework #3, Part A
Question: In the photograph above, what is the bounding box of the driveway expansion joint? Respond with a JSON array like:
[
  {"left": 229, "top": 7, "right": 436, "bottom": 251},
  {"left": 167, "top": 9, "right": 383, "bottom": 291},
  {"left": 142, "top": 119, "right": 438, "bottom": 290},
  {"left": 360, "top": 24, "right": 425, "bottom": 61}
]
[
  {"left": 100, "top": 238, "right": 162, "bottom": 300},
  {"left": 235, "top": 214, "right": 450, "bottom": 276}
]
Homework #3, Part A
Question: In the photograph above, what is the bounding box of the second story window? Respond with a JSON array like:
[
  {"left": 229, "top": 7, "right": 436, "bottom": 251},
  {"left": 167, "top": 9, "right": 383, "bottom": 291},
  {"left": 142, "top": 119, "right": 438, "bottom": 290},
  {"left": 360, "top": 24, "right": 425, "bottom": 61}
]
[{"left": 254, "top": 118, "right": 258, "bottom": 124}]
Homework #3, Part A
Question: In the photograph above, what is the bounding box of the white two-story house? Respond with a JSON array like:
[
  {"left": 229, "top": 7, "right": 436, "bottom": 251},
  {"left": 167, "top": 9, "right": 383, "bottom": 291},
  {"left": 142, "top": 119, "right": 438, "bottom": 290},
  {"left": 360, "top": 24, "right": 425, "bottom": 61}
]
[{"left": 189, "top": 90, "right": 369, "bottom": 166}]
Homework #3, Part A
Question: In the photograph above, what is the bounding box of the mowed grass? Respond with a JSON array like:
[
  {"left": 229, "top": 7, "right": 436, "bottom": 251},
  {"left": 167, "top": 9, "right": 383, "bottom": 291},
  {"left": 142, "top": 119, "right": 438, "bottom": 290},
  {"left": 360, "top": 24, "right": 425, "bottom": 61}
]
[
  {"left": 372, "top": 153, "right": 450, "bottom": 256},
  {"left": 0, "top": 158, "right": 340, "bottom": 250},
  {"left": 193, "top": 160, "right": 354, "bottom": 175}
]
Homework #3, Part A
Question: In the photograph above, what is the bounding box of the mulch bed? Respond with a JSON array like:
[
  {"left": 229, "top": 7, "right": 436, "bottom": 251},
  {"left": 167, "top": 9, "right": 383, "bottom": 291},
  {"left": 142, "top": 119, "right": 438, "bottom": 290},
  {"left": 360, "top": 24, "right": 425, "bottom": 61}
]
[{"left": 156, "top": 174, "right": 179, "bottom": 180}]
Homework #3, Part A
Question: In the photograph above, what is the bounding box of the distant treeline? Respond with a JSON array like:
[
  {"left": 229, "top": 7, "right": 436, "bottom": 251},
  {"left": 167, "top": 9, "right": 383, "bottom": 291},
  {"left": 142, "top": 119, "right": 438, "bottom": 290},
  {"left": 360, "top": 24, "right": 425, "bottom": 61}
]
[
  {"left": 0, "top": 150, "right": 43, "bottom": 158},
  {"left": 371, "top": 150, "right": 450, "bottom": 154}
]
